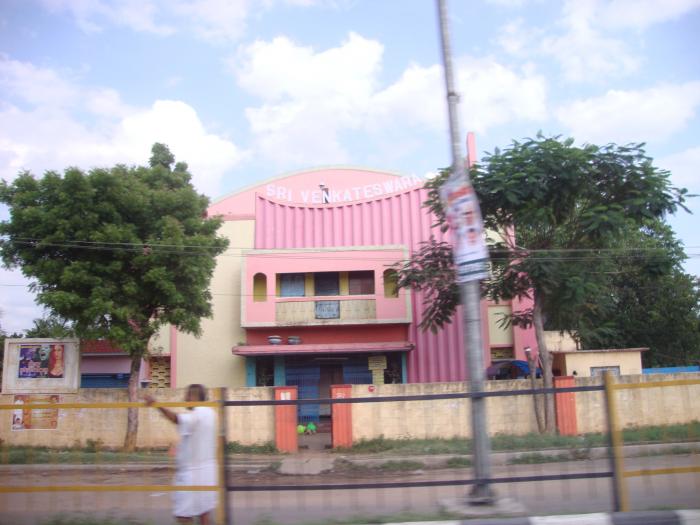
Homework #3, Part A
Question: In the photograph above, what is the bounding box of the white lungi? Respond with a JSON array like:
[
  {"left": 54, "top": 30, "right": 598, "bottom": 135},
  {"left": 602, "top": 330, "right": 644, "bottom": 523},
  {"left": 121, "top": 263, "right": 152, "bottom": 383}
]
[{"left": 172, "top": 406, "right": 218, "bottom": 518}]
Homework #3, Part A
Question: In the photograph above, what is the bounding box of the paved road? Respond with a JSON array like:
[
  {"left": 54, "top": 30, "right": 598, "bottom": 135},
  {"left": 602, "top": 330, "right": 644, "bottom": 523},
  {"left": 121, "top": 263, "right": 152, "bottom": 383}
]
[{"left": 0, "top": 455, "right": 698, "bottom": 525}]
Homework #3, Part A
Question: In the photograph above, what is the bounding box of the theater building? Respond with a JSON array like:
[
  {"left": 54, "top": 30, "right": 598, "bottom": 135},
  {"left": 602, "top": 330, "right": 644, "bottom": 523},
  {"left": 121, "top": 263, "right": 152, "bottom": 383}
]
[{"left": 157, "top": 165, "right": 537, "bottom": 421}]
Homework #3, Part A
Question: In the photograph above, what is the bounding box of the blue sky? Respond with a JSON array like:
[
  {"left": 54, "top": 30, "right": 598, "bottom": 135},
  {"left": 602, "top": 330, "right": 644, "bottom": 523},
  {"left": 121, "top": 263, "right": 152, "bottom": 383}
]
[{"left": 1, "top": 0, "right": 699, "bottom": 334}]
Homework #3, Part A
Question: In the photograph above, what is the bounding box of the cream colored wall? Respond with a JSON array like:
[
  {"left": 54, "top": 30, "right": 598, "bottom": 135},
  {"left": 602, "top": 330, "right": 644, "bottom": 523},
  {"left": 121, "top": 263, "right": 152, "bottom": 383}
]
[
  {"left": 0, "top": 386, "right": 275, "bottom": 448},
  {"left": 350, "top": 373, "right": 700, "bottom": 440},
  {"left": 175, "top": 220, "right": 254, "bottom": 388},
  {"left": 564, "top": 351, "right": 642, "bottom": 377},
  {"left": 487, "top": 305, "right": 513, "bottom": 346},
  {"left": 574, "top": 373, "right": 700, "bottom": 433},
  {"left": 2, "top": 374, "right": 699, "bottom": 447},
  {"left": 350, "top": 380, "right": 541, "bottom": 440},
  {"left": 544, "top": 331, "right": 578, "bottom": 352}
]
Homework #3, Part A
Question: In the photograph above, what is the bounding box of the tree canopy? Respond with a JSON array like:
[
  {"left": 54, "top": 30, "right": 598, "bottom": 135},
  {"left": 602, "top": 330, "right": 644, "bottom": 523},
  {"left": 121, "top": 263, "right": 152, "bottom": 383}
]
[
  {"left": 397, "top": 134, "right": 691, "bottom": 432},
  {"left": 0, "top": 143, "right": 229, "bottom": 448}
]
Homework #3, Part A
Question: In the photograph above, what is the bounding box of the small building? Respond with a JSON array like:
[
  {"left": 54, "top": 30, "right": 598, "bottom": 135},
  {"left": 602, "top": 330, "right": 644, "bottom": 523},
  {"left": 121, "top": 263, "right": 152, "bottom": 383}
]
[{"left": 552, "top": 348, "right": 647, "bottom": 377}]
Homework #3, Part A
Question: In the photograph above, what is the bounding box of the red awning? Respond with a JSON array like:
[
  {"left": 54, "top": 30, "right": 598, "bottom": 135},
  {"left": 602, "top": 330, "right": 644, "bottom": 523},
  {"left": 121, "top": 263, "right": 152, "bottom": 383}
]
[{"left": 232, "top": 341, "right": 414, "bottom": 357}]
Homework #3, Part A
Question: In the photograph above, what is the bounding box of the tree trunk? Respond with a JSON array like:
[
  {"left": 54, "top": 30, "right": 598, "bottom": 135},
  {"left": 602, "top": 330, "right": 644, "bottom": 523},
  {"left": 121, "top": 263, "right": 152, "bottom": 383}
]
[
  {"left": 533, "top": 294, "right": 556, "bottom": 434},
  {"left": 123, "top": 354, "right": 142, "bottom": 451},
  {"left": 526, "top": 353, "right": 545, "bottom": 433}
]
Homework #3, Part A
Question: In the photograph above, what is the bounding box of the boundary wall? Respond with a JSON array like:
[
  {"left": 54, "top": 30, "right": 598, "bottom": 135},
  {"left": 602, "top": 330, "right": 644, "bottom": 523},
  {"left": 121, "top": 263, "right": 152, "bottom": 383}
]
[
  {"left": 0, "top": 387, "right": 275, "bottom": 448},
  {"left": 1, "top": 373, "right": 698, "bottom": 448}
]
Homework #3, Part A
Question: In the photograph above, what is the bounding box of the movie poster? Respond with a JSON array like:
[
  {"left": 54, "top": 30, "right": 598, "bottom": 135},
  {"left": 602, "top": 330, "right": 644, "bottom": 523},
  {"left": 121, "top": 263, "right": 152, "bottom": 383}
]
[
  {"left": 12, "top": 394, "right": 60, "bottom": 430},
  {"left": 17, "top": 344, "right": 65, "bottom": 379}
]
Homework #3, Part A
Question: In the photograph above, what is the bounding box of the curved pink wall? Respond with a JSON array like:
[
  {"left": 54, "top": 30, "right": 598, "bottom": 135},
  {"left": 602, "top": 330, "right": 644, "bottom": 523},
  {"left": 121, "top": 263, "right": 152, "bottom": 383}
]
[{"left": 252, "top": 186, "right": 471, "bottom": 383}]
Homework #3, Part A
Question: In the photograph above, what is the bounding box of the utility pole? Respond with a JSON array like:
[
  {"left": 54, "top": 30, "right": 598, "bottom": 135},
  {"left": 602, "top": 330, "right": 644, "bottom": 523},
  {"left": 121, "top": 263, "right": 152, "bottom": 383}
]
[{"left": 436, "top": 0, "right": 494, "bottom": 503}]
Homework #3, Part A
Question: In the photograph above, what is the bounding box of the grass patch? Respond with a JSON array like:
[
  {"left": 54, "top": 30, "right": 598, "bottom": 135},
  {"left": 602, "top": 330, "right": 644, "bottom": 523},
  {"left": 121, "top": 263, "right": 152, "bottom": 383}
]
[
  {"left": 41, "top": 516, "right": 150, "bottom": 525},
  {"left": 622, "top": 421, "right": 700, "bottom": 444},
  {"left": 254, "top": 510, "right": 461, "bottom": 525},
  {"left": 378, "top": 459, "right": 425, "bottom": 471},
  {"left": 333, "top": 436, "right": 471, "bottom": 455},
  {"left": 226, "top": 441, "right": 278, "bottom": 454},
  {"left": 445, "top": 456, "right": 472, "bottom": 468},
  {"left": 0, "top": 446, "right": 168, "bottom": 465},
  {"left": 507, "top": 452, "right": 573, "bottom": 465}
]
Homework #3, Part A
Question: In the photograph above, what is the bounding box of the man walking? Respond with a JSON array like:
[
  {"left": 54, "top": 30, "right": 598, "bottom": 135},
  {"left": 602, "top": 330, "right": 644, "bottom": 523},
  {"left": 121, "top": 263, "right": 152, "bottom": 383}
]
[{"left": 146, "top": 384, "right": 218, "bottom": 524}]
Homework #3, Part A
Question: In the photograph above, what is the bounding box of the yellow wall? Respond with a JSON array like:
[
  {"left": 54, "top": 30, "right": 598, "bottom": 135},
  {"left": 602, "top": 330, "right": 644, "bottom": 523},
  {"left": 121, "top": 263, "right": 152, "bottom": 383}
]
[
  {"left": 174, "top": 220, "right": 254, "bottom": 389},
  {"left": 487, "top": 305, "right": 513, "bottom": 346},
  {"left": 562, "top": 351, "right": 643, "bottom": 377}
]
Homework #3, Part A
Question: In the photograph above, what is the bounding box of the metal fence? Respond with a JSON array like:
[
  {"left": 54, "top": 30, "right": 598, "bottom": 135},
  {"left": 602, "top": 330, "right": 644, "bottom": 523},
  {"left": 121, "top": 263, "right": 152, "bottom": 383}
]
[{"left": 1, "top": 374, "right": 699, "bottom": 525}]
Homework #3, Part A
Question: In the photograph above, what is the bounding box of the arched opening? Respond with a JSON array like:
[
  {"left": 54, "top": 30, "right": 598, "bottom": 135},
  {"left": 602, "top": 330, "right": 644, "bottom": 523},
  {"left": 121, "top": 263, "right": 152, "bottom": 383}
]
[
  {"left": 383, "top": 269, "right": 399, "bottom": 298},
  {"left": 253, "top": 273, "right": 267, "bottom": 302}
]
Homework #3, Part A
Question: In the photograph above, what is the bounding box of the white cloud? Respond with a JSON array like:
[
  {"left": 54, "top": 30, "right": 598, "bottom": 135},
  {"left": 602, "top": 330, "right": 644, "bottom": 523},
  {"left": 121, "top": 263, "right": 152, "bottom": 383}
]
[
  {"left": 0, "top": 54, "right": 78, "bottom": 107},
  {"left": 39, "top": 0, "right": 338, "bottom": 43},
  {"left": 235, "top": 33, "right": 382, "bottom": 104},
  {"left": 599, "top": 0, "right": 700, "bottom": 30},
  {"left": 172, "top": 0, "right": 251, "bottom": 43},
  {"left": 658, "top": 146, "right": 700, "bottom": 191},
  {"left": 40, "top": 0, "right": 174, "bottom": 35},
  {"left": 557, "top": 82, "right": 700, "bottom": 145},
  {"left": 0, "top": 56, "right": 244, "bottom": 196},
  {"left": 497, "top": 0, "right": 698, "bottom": 83},
  {"left": 0, "top": 268, "right": 43, "bottom": 335},
  {"left": 232, "top": 33, "right": 547, "bottom": 167},
  {"left": 541, "top": 1, "right": 640, "bottom": 82}
]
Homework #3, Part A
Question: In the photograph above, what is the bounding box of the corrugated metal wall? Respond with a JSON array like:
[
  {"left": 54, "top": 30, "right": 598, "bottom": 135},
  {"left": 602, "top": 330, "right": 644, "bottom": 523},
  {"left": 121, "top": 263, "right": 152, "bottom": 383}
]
[{"left": 254, "top": 187, "right": 476, "bottom": 383}]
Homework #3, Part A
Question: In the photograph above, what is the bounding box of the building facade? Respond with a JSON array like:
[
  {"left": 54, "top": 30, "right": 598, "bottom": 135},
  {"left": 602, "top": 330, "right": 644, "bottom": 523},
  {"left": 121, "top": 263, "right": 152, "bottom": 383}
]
[{"left": 160, "top": 165, "right": 537, "bottom": 412}]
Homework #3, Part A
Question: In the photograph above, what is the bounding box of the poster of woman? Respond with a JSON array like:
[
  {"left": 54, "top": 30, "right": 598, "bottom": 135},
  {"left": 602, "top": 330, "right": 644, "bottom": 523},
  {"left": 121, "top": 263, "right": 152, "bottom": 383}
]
[{"left": 17, "top": 344, "right": 64, "bottom": 379}]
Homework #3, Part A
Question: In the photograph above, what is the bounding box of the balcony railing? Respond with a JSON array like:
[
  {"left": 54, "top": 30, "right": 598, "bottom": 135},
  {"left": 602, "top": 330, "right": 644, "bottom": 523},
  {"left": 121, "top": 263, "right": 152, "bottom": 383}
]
[{"left": 275, "top": 297, "right": 376, "bottom": 325}]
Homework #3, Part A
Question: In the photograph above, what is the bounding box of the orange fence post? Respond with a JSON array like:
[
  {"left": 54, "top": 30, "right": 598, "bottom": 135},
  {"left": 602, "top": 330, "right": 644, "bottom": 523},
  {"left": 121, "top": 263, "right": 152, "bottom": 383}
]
[
  {"left": 330, "top": 385, "right": 353, "bottom": 448},
  {"left": 274, "top": 386, "right": 298, "bottom": 453},
  {"left": 554, "top": 375, "right": 578, "bottom": 436}
]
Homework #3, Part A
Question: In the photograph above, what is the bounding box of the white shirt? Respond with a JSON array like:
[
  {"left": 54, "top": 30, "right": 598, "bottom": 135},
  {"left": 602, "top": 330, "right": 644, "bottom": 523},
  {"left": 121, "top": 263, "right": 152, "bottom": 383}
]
[{"left": 176, "top": 406, "right": 217, "bottom": 470}]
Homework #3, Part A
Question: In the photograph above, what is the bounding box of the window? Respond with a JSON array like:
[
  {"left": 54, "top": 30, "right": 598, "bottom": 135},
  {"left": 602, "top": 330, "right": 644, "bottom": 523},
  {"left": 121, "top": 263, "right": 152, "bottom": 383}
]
[
  {"left": 348, "top": 271, "right": 375, "bottom": 295},
  {"left": 253, "top": 273, "right": 267, "bottom": 302},
  {"left": 590, "top": 366, "right": 620, "bottom": 377},
  {"left": 279, "top": 273, "right": 305, "bottom": 297},
  {"left": 383, "top": 269, "right": 399, "bottom": 298},
  {"left": 314, "top": 272, "right": 340, "bottom": 296}
]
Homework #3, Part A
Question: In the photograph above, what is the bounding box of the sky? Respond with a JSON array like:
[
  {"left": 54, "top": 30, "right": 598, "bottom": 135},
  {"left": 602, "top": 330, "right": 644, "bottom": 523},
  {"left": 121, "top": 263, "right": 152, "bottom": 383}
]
[{"left": 1, "top": 0, "right": 699, "bottom": 334}]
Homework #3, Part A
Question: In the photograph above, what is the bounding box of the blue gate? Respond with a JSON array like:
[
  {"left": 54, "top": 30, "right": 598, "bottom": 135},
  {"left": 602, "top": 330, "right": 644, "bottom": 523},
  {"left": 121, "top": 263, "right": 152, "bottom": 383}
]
[
  {"left": 285, "top": 363, "right": 320, "bottom": 424},
  {"left": 343, "top": 361, "right": 372, "bottom": 384}
]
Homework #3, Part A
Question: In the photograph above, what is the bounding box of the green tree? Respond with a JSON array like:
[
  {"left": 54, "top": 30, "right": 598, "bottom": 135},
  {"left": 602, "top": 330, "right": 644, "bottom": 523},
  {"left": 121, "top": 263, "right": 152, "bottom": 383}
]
[
  {"left": 397, "top": 135, "right": 688, "bottom": 433},
  {"left": 575, "top": 222, "right": 700, "bottom": 367},
  {"left": 24, "top": 314, "right": 75, "bottom": 338},
  {"left": 0, "top": 144, "right": 229, "bottom": 449}
]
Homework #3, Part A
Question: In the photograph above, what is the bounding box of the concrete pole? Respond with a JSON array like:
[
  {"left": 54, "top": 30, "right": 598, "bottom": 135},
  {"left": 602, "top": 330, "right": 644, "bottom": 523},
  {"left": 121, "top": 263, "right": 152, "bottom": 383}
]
[{"left": 436, "top": 0, "right": 494, "bottom": 502}]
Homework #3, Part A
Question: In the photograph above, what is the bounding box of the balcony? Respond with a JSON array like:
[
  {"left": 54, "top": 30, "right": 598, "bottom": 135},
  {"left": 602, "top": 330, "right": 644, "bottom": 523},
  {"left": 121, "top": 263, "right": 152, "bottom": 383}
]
[
  {"left": 275, "top": 296, "right": 375, "bottom": 325},
  {"left": 240, "top": 247, "right": 412, "bottom": 328}
]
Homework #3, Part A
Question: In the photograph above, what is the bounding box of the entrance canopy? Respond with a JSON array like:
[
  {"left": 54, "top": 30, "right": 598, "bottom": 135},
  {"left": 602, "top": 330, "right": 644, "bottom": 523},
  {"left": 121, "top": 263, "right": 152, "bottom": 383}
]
[{"left": 232, "top": 341, "right": 413, "bottom": 357}]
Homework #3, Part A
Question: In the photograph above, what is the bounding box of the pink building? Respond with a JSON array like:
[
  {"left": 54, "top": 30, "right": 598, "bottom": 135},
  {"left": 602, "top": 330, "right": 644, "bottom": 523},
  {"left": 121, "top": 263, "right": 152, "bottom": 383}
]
[{"left": 172, "top": 164, "right": 539, "bottom": 423}]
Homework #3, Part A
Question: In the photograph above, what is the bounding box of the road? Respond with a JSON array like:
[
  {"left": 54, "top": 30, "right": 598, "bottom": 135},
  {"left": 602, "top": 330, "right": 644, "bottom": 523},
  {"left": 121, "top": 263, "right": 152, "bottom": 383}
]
[{"left": 0, "top": 455, "right": 698, "bottom": 524}]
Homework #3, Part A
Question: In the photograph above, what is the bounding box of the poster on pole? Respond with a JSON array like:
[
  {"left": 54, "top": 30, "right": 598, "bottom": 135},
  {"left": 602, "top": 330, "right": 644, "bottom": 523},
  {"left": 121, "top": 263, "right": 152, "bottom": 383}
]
[{"left": 440, "top": 175, "right": 489, "bottom": 283}]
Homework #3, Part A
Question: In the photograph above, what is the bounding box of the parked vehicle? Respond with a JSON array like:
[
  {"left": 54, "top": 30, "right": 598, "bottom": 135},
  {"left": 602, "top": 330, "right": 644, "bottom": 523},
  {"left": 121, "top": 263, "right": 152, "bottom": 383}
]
[{"left": 486, "top": 360, "right": 541, "bottom": 380}]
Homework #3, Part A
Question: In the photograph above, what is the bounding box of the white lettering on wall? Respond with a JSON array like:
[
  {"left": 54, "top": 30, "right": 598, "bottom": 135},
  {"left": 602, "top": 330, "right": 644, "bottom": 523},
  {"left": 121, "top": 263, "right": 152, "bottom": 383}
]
[{"left": 263, "top": 176, "right": 424, "bottom": 204}]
